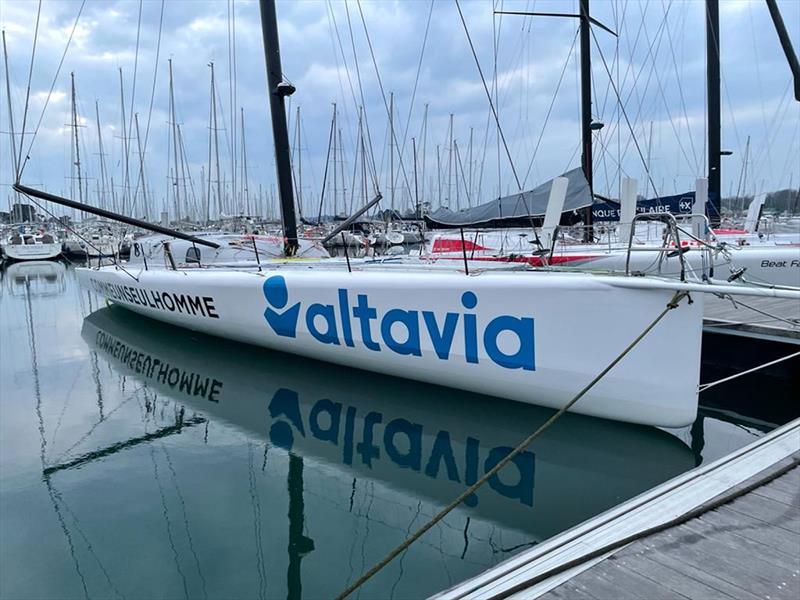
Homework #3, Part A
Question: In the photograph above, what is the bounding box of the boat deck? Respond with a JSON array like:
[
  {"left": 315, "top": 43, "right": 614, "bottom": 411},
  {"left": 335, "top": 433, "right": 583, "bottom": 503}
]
[
  {"left": 540, "top": 459, "right": 800, "bottom": 600},
  {"left": 435, "top": 419, "right": 800, "bottom": 599}
]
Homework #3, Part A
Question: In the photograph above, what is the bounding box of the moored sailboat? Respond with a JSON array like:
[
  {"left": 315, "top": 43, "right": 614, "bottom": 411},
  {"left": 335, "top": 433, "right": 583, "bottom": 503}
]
[{"left": 12, "top": 0, "right": 800, "bottom": 430}]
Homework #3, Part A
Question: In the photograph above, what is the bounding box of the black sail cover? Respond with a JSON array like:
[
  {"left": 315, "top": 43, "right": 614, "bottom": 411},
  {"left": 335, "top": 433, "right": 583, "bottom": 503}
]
[{"left": 424, "top": 168, "right": 591, "bottom": 229}]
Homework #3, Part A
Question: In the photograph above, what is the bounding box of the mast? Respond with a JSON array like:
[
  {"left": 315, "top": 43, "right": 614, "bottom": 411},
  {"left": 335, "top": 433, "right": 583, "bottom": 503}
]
[
  {"left": 118, "top": 68, "right": 130, "bottom": 215},
  {"left": 2, "top": 31, "right": 19, "bottom": 181},
  {"left": 258, "top": 0, "right": 299, "bottom": 255},
  {"left": 168, "top": 59, "right": 182, "bottom": 221},
  {"left": 706, "top": 0, "right": 721, "bottom": 224},
  {"left": 210, "top": 62, "right": 223, "bottom": 219},
  {"left": 765, "top": 0, "right": 800, "bottom": 102},
  {"left": 332, "top": 103, "right": 338, "bottom": 216},
  {"left": 296, "top": 106, "right": 301, "bottom": 220},
  {"left": 134, "top": 113, "right": 149, "bottom": 220},
  {"left": 241, "top": 107, "right": 251, "bottom": 216},
  {"left": 389, "top": 92, "right": 394, "bottom": 214},
  {"left": 95, "top": 102, "right": 109, "bottom": 211},
  {"left": 70, "top": 72, "right": 84, "bottom": 206},
  {"left": 579, "top": 0, "right": 594, "bottom": 230},
  {"left": 412, "top": 137, "right": 419, "bottom": 218}
]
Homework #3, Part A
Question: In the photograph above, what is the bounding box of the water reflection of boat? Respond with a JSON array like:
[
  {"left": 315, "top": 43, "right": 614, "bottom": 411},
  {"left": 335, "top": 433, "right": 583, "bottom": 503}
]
[
  {"left": 5, "top": 260, "right": 67, "bottom": 297},
  {"left": 82, "top": 306, "right": 694, "bottom": 540}
]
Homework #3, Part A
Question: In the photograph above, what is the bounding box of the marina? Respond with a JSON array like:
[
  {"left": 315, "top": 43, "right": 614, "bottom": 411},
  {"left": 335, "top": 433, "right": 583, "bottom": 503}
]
[
  {"left": 0, "top": 265, "right": 797, "bottom": 598},
  {"left": 1, "top": 0, "right": 799, "bottom": 598}
]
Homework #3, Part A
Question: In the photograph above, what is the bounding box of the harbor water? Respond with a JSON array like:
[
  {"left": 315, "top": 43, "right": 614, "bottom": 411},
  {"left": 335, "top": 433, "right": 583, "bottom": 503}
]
[{"left": 0, "top": 261, "right": 793, "bottom": 599}]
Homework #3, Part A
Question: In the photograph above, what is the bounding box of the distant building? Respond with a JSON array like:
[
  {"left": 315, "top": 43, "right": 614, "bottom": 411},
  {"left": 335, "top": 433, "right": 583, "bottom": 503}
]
[
  {"left": 0, "top": 211, "right": 9, "bottom": 224},
  {"left": 11, "top": 203, "right": 36, "bottom": 223}
]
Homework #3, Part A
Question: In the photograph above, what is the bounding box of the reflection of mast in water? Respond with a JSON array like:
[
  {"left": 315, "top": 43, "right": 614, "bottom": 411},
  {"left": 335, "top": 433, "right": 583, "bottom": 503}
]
[
  {"left": 23, "top": 275, "right": 92, "bottom": 597},
  {"left": 287, "top": 454, "right": 314, "bottom": 600},
  {"left": 248, "top": 443, "right": 267, "bottom": 599},
  {"left": 90, "top": 349, "right": 105, "bottom": 420}
]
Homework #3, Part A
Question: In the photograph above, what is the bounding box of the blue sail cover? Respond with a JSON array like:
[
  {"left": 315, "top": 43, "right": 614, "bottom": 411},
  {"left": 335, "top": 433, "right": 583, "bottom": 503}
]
[{"left": 592, "top": 191, "right": 719, "bottom": 222}]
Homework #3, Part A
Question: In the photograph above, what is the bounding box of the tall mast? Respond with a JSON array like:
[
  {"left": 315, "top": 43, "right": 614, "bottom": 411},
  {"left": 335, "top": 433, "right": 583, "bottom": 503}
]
[
  {"left": 118, "top": 68, "right": 130, "bottom": 215},
  {"left": 241, "top": 107, "right": 250, "bottom": 216},
  {"left": 765, "top": 0, "right": 800, "bottom": 102},
  {"left": 447, "top": 113, "right": 453, "bottom": 205},
  {"left": 209, "top": 62, "right": 223, "bottom": 219},
  {"left": 95, "top": 101, "right": 109, "bottom": 211},
  {"left": 332, "top": 103, "right": 338, "bottom": 216},
  {"left": 258, "top": 0, "right": 299, "bottom": 255},
  {"left": 2, "top": 31, "right": 19, "bottom": 181},
  {"left": 579, "top": 0, "right": 594, "bottom": 230},
  {"left": 338, "top": 125, "right": 345, "bottom": 218},
  {"left": 296, "top": 106, "right": 301, "bottom": 219},
  {"left": 70, "top": 72, "right": 84, "bottom": 205},
  {"left": 168, "top": 59, "right": 182, "bottom": 221},
  {"left": 389, "top": 92, "right": 394, "bottom": 213},
  {"left": 706, "top": 0, "right": 721, "bottom": 224},
  {"left": 134, "top": 113, "right": 149, "bottom": 220}
]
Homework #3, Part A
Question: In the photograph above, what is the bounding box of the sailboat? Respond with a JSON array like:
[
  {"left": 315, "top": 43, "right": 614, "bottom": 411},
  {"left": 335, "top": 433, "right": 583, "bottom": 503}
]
[
  {"left": 2, "top": 227, "right": 62, "bottom": 262},
  {"left": 423, "top": 0, "right": 800, "bottom": 290},
  {"left": 13, "top": 0, "right": 800, "bottom": 428}
]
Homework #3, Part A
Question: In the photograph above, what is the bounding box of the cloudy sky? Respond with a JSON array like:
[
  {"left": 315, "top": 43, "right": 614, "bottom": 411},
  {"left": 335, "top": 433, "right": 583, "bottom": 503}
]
[{"left": 1, "top": 0, "right": 798, "bottom": 219}]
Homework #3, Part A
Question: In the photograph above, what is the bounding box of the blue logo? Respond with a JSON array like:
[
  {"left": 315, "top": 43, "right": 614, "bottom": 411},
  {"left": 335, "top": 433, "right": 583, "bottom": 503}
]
[
  {"left": 262, "top": 275, "right": 535, "bottom": 371},
  {"left": 267, "top": 388, "right": 536, "bottom": 507},
  {"left": 263, "top": 276, "right": 301, "bottom": 338}
]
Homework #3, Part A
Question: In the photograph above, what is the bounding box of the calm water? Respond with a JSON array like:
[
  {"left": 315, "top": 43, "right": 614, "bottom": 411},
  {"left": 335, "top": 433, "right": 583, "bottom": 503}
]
[{"left": 0, "top": 261, "right": 787, "bottom": 599}]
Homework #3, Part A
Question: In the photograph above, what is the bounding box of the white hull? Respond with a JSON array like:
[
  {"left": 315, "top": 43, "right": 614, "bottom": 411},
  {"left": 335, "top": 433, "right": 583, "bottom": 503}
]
[
  {"left": 429, "top": 231, "right": 800, "bottom": 288},
  {"left": 77, "top": 264, "right": 704, "bottom": 427},
  {"left": 3, "top": 242, "right": 62, "bottom": 261}
]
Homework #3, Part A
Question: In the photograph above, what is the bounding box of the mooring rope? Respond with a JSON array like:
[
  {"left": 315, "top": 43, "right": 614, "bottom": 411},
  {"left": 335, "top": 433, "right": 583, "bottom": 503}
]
[
  {"left": 699, "top": 350, "right": 800, "bottom": 392},
  {"left": 335, "top": 290, "right": 691, "bottom": 599}
]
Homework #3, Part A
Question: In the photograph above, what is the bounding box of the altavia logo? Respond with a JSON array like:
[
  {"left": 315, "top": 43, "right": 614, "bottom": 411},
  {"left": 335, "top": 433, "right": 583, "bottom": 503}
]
[{"left": 262, "top": 275, "right": 535, "bottom": 370}]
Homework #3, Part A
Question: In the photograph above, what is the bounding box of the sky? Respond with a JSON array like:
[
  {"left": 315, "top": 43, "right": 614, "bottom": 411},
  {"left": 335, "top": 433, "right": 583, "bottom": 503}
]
[{"left": 1, "top": 0, "right": 798, "bottom": 220}]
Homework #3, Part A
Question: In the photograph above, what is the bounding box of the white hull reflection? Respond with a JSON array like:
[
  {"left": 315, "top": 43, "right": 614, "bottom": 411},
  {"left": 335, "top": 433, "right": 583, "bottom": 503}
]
[{"left": 82, "top": 306, "right": 695, "bottom": 539}]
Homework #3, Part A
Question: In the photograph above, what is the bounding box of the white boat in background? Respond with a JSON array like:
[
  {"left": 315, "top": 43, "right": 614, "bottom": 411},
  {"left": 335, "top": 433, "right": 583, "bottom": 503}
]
[
  {"left": 2, "top": 229, "right": 62, "bottom": 261},
  {"left": 82, "top": 231, "right": 119, "bottom": 259},
  {"left": 127, "top": 231, "right": 329, "bottom": 268},
  {"left": 425, "top": 179, "right": 800, "bottom": 289}
]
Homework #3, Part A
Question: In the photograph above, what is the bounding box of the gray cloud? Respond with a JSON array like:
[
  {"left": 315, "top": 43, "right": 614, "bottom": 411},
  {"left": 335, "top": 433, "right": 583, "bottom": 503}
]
[{"left": 1, "top": 0, "right": 798, "bottom": 219}]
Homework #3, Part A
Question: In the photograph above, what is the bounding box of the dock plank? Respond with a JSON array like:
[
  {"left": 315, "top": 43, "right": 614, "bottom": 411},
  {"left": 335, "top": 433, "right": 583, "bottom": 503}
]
[
  {"left": 539, "top": 468, "right": 800, "bottom": 600},
  {"left": 614, "top": 551, "right": 738, "bottom": 600},
  {"left": 723, "top": 492, "right": 800, "bottom": 533},
  {"left": 750, "top": 483, "right": 799, "bottom": 507},
  {"left": 696, "top": 507, "right": 800, "bottom": 557}
]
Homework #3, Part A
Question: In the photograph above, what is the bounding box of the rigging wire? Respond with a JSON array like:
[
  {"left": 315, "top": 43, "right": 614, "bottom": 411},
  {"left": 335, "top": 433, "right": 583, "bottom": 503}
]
[
  {"left": 454, "top": 0, "right": 523, "bottom": 191},
  {"left": 355, "top": 0, "right": 415, "bottom": 200},
  {"left": 521, "top": 29, "right": 579, "bottom": 188},
  {"left": 660, "top": 0, "right": 700, "bottom": 172},
  {"left": 396, "top": 0, "right": 435, "bottom": 197},
  {"left": 126, "top": 0, "right": 143, "bottom": 146},
  {"left": 590, "top": 25, "right": 662, "bottom": 200},
  {"left": 16, "top": 0, "right": 41, "bottom": 172},
  {"left": 18, "top": 0, "right": 86, "bottom": 180}
]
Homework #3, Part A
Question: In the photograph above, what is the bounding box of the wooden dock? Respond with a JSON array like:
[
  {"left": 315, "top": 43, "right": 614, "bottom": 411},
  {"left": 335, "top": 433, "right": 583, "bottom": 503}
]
[
  {"left": 435, "top": 419, "right": 800, "bottom": 600},
  {"left": 703, "top": 295, "right": 800, "bottom": 341},
  {"left": 540, "top": 460, "right": 799, "bottom": 600}
]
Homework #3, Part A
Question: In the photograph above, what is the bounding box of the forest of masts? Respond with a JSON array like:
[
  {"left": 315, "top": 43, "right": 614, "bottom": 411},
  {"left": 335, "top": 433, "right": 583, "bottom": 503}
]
[{"left": 50, "top": 60, "right": 496, "bottom": 226}]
